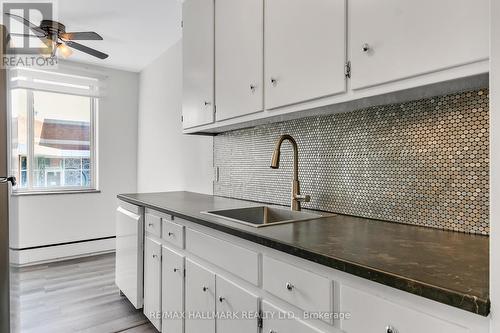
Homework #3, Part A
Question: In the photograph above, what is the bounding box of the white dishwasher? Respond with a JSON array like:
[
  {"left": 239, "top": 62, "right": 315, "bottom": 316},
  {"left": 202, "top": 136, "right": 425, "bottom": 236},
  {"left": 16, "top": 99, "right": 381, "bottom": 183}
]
[{"left": 115, "top": 200, "right": 144, "bottom": 309}]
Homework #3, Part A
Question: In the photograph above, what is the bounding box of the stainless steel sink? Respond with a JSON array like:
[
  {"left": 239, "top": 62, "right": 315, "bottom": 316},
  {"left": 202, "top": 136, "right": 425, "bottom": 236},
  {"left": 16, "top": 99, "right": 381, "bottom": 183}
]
[{"left": 202, "top": 206, "right": 329, "bottom": 227}]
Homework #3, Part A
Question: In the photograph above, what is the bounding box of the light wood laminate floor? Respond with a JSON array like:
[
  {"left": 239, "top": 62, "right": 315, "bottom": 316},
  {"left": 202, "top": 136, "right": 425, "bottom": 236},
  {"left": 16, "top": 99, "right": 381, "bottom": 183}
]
[{"left": 10, "top": 253, "right": 157, "bottom": 333}]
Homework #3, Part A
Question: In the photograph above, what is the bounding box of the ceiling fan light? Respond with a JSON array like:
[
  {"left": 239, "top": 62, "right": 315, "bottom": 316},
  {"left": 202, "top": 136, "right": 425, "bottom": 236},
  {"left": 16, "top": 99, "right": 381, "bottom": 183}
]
[{"left": 58, "top": 43, "right": 73, "bottom": 58}]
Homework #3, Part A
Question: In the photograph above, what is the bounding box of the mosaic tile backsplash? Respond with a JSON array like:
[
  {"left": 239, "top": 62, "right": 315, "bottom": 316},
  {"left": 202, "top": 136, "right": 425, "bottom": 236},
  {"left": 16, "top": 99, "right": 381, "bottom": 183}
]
[{"left": 213, "top": 89, "right": 489, "bottom": 235}]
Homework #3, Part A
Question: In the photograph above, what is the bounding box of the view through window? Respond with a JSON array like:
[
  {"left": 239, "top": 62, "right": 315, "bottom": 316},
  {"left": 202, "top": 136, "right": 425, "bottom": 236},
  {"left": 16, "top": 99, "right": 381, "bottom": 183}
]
[{"left": 10, "top": 69, "right": 98, "bottom": 192}]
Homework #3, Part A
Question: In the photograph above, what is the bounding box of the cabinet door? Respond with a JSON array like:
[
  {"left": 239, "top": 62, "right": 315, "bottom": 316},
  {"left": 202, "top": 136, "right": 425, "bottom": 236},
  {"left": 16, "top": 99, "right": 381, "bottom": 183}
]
[
  {"left": 264, "top": 0, "right": 346, "bottom": 110},
  {"left": 261, "top": 301, "right": 326, "bottom": 333},
  {"left": 144, "top": 237, "right": 162, "bottom": 331},
  {"left": 161, "top": 246, "right": 185, "bottom": 333},
  {"left": 185, "top": 260, "right": 216, "bottom": 333},
  {"left": 216, "top": 275, "right": 259, "bottom": 333},
  {"left": 182, "top": 0, "right": 215, "bottom": 128},
  {"left": 215, "top": 0, "right": 263, "bottom": 120},
  {"left": 349, "top": 0, "right": 489, "bottom": 90}
]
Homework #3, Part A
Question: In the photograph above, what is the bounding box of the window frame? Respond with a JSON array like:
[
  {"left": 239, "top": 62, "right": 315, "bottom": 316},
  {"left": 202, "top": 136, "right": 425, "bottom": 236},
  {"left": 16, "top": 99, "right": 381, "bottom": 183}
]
[{"left": 8, "top": 88, "right": 99, "bottom": 195}]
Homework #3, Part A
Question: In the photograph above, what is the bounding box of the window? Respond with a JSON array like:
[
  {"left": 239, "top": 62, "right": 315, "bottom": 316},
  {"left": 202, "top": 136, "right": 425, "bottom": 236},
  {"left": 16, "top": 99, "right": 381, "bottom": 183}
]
[{"left": 9, "top": 67, "right": 101, "bottom": 193}]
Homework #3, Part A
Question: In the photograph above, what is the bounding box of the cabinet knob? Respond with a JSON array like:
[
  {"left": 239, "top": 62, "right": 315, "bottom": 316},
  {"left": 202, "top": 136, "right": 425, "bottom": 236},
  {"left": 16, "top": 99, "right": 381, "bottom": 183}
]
[
  {"left": 204, "top": 101, "right": 212, "bottom": 106},
  {"left": 285, "top": 282, "right": 294, "bottom": 291},
  {"left": 386, "top": 325, "right": 398, "bottom": 333},
  {"left": 168, "top": 232, "right": 174, "bottom": 237},
  {"left": 152, "top": 254, "right": 158, "bottom": 259},
  {"left": 250, "top": 84, "right": 257, "bottom": 92},
  {"left": 362, "top": 43, "right": 370, "bottom": 52},
  {"left": 202, "top": 286, "right": 208, "bottom": 292},
  {"left": 270, "top": 78, "right": 278, "bottom": 86},
  {"left": 269, "top": 330, "right": 277, "bottom": 333},
  {"left": 148, "top": 223, "right": 154, "bottom": 227},
  {"left": 219, "top": 296, "right": 225, "bottom": 303},
  {"left": 173, "top": 268, "right": 180, "bottom": 272}
]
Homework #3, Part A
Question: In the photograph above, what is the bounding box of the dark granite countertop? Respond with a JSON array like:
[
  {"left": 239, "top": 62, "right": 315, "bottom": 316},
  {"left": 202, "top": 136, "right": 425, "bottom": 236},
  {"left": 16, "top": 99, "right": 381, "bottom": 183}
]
[{"left": 117, "top": 191, "right": 490, "bottom": 316}]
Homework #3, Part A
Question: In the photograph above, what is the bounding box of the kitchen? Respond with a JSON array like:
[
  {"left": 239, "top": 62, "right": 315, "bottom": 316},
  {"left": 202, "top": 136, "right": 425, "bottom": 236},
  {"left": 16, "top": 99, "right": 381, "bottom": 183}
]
[{"left": 1, "top": 0, "right": 499, "bottom": 332}]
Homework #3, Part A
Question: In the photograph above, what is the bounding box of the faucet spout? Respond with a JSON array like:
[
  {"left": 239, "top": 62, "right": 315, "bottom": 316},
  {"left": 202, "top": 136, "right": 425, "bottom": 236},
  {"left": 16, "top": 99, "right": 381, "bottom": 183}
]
[{"left": 269, "top": 134, "right": 309, "bottom": 211}]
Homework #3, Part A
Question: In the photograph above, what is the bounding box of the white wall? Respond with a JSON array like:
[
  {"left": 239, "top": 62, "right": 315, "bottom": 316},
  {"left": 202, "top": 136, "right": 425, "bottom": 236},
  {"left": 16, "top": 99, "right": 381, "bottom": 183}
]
[
  {"left": 9, "top": 63, "right": 139, "bottom": 261},
  {"left": 137, "top": 40, "right": 213, "bottom": 194},
  {"left": 490, "top": 0, "right": 499, "bottom": 330}
]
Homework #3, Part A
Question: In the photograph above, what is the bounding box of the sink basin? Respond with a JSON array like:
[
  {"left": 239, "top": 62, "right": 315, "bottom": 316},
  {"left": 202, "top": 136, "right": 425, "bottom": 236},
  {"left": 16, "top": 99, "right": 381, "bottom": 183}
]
[{"left": 202, "top": 206, "right": 328, "bottom": 227}]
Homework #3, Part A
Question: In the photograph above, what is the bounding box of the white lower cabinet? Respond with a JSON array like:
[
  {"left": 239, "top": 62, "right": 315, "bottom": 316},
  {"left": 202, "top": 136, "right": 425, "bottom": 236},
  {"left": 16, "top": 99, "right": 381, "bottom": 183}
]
[
  {"left": 137, "top": 214, "right": 488, "bottom": 333},
  {"left": 262, "top": 300, "right": 327, "bottom": 333},
  {"left": 161, "top": 246, "right": 185, "bottom": 333},
  {"left": 144, "top": 237, "right": 162, "bottom": 331},
  {"left": 341, "top": 286, "right": 468, "bottom": 333},
  {"left": 216, "top": 275, "right": 259, "bottom": 333},
  {"left": 185, "top": 259, "right": 216, "bottom": 333}
]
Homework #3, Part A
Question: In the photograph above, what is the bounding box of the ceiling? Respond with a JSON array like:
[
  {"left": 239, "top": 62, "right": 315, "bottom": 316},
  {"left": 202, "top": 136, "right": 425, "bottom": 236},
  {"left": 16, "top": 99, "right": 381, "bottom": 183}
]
[{"left": 4, "top": 0, "right": 183, "bottom": 72}]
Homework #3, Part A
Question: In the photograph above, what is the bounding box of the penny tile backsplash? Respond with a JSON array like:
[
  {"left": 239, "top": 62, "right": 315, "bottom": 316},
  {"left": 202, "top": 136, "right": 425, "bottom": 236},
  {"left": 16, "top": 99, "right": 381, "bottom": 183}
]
[{"left": 213, "top": 89, "right": 489, "bottom": 235}]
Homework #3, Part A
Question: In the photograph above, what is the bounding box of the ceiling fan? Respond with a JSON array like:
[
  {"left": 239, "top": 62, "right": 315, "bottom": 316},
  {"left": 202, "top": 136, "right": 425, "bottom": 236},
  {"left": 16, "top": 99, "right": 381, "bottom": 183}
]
[{"left": 4, "top": 13, "right": 109, "bottom": 59}]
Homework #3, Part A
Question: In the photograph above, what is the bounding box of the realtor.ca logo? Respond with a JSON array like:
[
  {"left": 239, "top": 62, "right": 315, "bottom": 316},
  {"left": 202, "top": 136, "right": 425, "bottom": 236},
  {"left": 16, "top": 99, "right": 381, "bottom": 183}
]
[{"left": 1, "top": 1, "right": 58, "bottom": 68}]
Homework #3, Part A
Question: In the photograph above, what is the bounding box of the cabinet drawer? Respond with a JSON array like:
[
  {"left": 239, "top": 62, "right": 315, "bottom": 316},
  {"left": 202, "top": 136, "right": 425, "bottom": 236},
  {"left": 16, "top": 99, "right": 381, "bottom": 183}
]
[
  {"left": 186, "top": 228, "right": 259, "bottom": 285},
  {"left": 162, "top": 218, "right": 185, "bottom": 248},
  {"left": 262, "top": 301, "right": 327, "bottom": 333},
  {"left": 145, "top": 212, "right": 161, "bottom": 237},
  {"left": 263, "top": 256, "right": 332, "bottom": 320},
  {"left": 341, "top": 285, "right": 468, "bottom": 333}
]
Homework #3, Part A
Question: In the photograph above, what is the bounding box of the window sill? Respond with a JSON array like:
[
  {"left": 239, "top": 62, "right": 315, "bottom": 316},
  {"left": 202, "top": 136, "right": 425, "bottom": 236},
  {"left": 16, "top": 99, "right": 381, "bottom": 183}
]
[{"left": 11, "top": 189, "right": 101, "bottom": 196}]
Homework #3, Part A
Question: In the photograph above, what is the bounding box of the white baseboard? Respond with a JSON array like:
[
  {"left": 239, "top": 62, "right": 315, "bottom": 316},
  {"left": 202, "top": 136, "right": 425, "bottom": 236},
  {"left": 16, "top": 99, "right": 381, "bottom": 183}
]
[{"left": 9, "top": 238, "right": 116, "bottom": 267}]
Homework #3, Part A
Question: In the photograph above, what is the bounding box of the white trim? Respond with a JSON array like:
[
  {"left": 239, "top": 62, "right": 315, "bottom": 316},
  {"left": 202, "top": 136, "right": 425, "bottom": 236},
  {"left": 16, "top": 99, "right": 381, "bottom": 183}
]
[{"left": 9, "top": 238, "right": 116, "bottom": 267}]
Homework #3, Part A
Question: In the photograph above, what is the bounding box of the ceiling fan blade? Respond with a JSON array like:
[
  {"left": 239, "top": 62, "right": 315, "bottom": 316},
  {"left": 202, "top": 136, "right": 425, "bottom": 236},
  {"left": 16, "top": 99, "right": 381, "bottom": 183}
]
[
  {"left": 9, "top": 32, "right": 39, "bottom": 38},
  {"left": 64, "top": 40, "right": 108, "bottom": 59},
  {"left": 4, "top": 13, "right": 46, "bottom": 37},
  {"left": 60, "top": 31, "right": 103, "bottom": 40}
]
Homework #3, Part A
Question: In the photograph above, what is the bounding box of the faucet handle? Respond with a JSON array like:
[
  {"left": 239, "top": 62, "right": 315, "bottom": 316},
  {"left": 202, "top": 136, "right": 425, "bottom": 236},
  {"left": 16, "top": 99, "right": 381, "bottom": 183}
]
[{"left": 295, "top": 194, "right": 311, "bottom": 202}]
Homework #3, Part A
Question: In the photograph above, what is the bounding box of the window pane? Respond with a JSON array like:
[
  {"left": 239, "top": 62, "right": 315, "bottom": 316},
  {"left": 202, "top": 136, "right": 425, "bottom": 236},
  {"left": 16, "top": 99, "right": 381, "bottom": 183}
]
[
  {"left": 32, "top": 91, "right": 92, "bottom": 189},
  {"left": 10, "top": 89, "right": 28, "bottom": 188}
]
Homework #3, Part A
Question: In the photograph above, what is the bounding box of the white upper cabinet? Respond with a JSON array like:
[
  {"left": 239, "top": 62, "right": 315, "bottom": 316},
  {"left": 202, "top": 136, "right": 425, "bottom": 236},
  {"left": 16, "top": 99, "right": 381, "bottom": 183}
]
[
  {"left": 182, "top": 0, "right": 215, "bottom": 129},
  {"left": 215, "top": 0, "right": 264, "bottom": 121},
  {"left": 264, "top": 0, "right": 347, "bottom": 110},
  {"left": 349, "top": 0, "right": 489, "bottom": 90}
]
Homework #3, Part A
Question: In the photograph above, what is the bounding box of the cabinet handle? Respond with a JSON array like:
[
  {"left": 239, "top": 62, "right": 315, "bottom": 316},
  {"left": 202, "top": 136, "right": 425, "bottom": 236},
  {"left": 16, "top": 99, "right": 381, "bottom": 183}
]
[
  {"left": 362, "top": 43, "right": 370, "bottom": 52},
  {"left": 202, "top": 286, "right": 208, "bottom": 292},
  {"left": 285, "top": 282, "right": 294, "bottom": 291},
  {"left": 270, "top": 78, "right": 277, "bottom": 86},
  {"left": 218, "top": 296, "right": 225, "bottom": 303},
  {"left": 386, "top": 325, "right": 398, "bottom": 333}
]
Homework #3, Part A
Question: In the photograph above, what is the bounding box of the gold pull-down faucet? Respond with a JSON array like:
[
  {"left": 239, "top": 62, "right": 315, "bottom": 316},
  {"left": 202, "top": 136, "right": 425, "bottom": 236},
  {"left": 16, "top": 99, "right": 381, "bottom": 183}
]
[{"left": 270, "top": 134, "right": 311, "bottom": 211}]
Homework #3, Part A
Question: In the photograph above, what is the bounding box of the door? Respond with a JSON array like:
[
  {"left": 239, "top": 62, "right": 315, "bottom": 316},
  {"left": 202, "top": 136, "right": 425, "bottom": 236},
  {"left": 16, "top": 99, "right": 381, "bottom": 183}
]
[
  {"left": 264, "top": 0, "right": 346, "bottom": 110},
  {"left": 216, "top": 275, "right": 259, "bottom": 333},
  {"left": 182, "top": 0, "right": 215, "bottom": 129},
  {"left": 115, "top": 203, "right": 143, "bottom": 309},
  {"left": 349, "top": 0, "right": 489, "bottom": 90},
  {"left": 0, "top": 24, "right": 12, "bottom": 333},
  {"left": 161, "top": 246, "right": 185, "bottom": 333},
  {"left": 261, "top": 301, "right": 326, "bottom": 333},
  {"left": 185, "top": 259, "right": 216, "bottom": 333},
  {"left": 215, "top": 0, "right": 263, "bottom": 120},
  {"left": 144, "top": 237, "right": 162, "bottom": 330}
]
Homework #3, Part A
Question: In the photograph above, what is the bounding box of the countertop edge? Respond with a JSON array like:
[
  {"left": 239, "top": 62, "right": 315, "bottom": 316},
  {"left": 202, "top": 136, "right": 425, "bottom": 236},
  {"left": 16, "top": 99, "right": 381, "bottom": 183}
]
[{"left": 117, "top": 194, "right": 491, "bottom": 316}]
